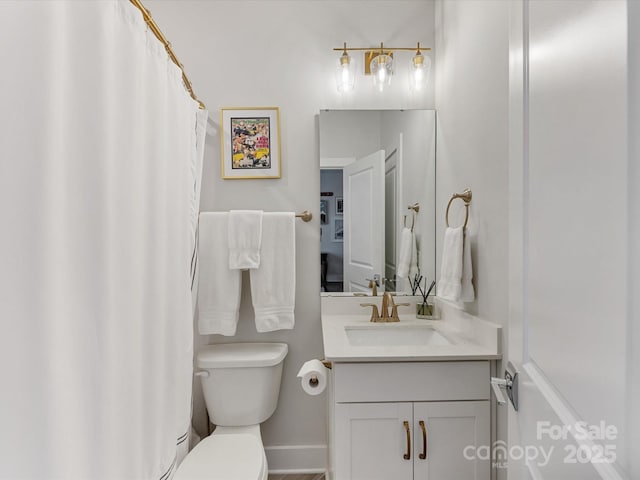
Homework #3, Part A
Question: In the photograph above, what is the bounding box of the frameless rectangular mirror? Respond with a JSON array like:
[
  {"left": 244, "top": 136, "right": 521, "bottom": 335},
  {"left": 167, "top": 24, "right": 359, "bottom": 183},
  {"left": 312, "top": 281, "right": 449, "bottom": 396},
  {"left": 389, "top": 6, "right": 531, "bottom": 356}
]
[{"left": 319, "top": 109, "right": 436, "bottom": 296}]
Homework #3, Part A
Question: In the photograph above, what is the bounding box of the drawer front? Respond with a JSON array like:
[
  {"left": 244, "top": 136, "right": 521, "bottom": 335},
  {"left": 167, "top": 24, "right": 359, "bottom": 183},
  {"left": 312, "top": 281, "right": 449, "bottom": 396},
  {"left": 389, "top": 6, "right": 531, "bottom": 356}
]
[{"left": 333, "top": 361, "right": 489, "bottom": 403}]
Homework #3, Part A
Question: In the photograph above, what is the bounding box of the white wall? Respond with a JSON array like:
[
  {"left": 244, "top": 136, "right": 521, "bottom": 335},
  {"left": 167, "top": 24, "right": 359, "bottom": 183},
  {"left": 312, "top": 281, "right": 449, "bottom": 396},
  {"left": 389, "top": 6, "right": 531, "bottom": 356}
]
[
  {"left": 320, "top": 110, "right": 383, "bottom": 160},
  {"left": 146, "top": 0, "right": 435, "bottom": 471},
  {"left": 629, "top": 4, "right": 640, "bottom": 476},
  {"left": 434, "top": 0, "right": 510, "bottom": 477}
]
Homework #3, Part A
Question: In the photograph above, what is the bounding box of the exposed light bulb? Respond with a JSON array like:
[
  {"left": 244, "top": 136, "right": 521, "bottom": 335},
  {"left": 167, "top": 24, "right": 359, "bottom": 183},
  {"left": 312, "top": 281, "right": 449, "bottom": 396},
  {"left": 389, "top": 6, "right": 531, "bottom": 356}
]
[
  {"left": 335, "top": 44, "right": 355, "bottom": 93},
  {"left": 410, "top": 44, "right": 431, "bottom": 92},
  {"left": 370, "top": 53, "right": 393, "bottom": 92}
]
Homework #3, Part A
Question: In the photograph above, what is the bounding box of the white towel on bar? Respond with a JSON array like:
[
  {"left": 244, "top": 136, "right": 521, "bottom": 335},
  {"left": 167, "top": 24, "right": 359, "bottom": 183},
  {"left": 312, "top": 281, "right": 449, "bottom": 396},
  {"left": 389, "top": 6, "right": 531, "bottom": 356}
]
[
  {"left": 409, "top": 230, "right": 419, "bottom": 280},
  {"left": 438, "top": 226, "right": 464, "bottom": 301},
  {"left": 438, "top": 226, "right": 474, "bottom": 302},
  {"left": 198, "top": 213, "right": 242, "bottom": 335},
  {"left": 250, "top": 212, "right": 295, "bottom": 332},
  {"left": 396, "top": 227, "right": 414, "bottom": 278},
  {"left": 460, "top": 228, "right": 475, "bottom": 302},
  {"left": 228, "top": 210, "right": 263, "bottom": 270}
]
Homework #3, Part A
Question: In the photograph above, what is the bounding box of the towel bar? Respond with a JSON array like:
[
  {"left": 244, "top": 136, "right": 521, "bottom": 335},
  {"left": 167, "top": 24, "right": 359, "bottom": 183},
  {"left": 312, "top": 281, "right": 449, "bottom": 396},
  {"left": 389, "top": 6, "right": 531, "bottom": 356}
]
[
  {"left": 296, "top": 210, "right": 312, "bottom": 222},
  {"left": 445, "top": 189, "right": 472, "bottom": 228},
  {"left": 404, "top": 203, "right": 420, "bottom": 232}
]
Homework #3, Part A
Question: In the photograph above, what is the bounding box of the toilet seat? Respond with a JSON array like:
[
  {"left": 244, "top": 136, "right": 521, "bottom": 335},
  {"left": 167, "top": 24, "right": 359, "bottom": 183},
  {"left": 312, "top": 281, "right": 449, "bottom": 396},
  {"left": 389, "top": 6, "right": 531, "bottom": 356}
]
[{"left": 174, "top": 433, "right": 266, "bottom": 480}]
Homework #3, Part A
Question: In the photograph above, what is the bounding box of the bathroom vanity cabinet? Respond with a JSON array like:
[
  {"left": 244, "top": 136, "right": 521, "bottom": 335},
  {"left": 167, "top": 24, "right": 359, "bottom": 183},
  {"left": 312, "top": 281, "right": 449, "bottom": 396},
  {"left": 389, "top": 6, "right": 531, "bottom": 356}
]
[
  {"left": 320, "top": 299, "right": 501, "bottom": 480},
  {"left": 329, "top": 361, "right": 491, "bottom": 480}
]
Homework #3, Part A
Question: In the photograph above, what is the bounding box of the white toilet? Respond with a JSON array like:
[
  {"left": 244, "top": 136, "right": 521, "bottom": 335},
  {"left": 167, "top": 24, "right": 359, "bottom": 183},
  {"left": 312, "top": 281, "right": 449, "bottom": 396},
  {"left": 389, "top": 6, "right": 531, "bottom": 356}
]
[{"left": 175, "top": 342, "right": 288, "bottom": 480}]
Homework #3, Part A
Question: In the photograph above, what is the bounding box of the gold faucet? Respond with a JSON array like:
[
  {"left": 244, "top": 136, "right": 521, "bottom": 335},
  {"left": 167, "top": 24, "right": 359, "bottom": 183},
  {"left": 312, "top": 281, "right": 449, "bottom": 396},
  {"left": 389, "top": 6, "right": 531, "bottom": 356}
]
[
  {"left": 367, "top": 278, "right": 378, "bottom": 296},
  {"left": 390, "top": 298, "right": 411, "bottom": 321},
  {"left": 381, "top": 293, "right": 393, "bottom": 321},
  {"left": 360, "top": 303, "right": 381, "bottom": 322},
  {"left": 361, "top": 293, "right": 410, "bottom": 322}
]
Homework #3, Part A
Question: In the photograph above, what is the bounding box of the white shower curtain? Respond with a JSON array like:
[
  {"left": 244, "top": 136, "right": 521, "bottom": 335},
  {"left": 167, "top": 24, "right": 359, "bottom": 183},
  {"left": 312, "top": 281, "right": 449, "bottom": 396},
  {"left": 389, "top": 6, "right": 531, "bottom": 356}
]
[{"left": 0, "top": 1, "right": 207, "bottom": 479}]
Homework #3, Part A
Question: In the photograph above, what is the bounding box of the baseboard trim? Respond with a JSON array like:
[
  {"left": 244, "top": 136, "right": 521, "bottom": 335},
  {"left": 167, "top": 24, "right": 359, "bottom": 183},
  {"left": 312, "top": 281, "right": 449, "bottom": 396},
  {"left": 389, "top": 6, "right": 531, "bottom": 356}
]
[{"left": 265, "top": 444, "right": 327, "bottom": 473}]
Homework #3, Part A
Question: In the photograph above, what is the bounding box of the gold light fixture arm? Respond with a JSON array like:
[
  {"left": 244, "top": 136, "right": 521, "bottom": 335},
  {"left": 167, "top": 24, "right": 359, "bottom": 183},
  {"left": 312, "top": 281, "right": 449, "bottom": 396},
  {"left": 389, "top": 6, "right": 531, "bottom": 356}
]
[
  {"left": 332, "top": 45, "right": 432, "bottom": 52},
  {"left": 334, "top": 42, "right": 431, "bottom": 77}
]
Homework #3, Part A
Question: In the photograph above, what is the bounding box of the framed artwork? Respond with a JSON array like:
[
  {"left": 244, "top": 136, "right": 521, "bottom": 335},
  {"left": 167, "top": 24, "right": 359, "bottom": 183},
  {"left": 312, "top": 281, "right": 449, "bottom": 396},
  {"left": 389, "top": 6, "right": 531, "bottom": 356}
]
[
  {"left": 220, "top": 107, "right": 281, "bottom": 179},
  {"left": 320, "top": 200, "right": 328, "bottom": 224},
  {"left": 335, "top": 197, "right": 344, "bottom": 215},
  {"left": 333, "top": 218, "right": 343, "bottom": 241}
]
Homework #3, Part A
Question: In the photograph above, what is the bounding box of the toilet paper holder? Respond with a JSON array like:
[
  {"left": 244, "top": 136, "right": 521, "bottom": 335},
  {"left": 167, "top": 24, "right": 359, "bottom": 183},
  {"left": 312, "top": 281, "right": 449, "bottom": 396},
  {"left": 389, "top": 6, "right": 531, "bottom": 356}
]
[{"left": 309, "top": 359, "right": 332, "bottom": 386}]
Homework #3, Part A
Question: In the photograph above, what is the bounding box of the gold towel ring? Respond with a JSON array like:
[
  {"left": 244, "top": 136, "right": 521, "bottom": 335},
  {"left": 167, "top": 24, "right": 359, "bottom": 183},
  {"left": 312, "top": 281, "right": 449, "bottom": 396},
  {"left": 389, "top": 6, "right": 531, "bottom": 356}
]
[
  {"left": 407, "top": 203, "right": 420, "bottom": 232},
  {"left": 445, "top": 189, "right": 472, "bottom": 228}
]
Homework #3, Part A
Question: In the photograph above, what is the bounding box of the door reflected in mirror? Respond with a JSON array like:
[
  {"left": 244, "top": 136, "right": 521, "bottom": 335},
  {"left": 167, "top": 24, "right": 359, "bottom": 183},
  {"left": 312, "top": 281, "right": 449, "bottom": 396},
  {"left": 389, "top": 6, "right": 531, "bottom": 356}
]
[{"left": 319, "top": 110, "right": 436, "bottom": 295}]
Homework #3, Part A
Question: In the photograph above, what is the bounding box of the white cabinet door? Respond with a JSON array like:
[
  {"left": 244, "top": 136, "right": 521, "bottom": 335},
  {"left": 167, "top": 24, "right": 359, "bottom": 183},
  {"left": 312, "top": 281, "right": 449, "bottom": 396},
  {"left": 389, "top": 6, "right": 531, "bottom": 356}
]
[
  {"left": 413, "top": 401, "right": 490, "bottom": 480},
  {"left": 334, "top": 401, "right": 490, "bottom": 480},
  {"left": 335, "top": 402, "right": 413, "bottom": 480}
]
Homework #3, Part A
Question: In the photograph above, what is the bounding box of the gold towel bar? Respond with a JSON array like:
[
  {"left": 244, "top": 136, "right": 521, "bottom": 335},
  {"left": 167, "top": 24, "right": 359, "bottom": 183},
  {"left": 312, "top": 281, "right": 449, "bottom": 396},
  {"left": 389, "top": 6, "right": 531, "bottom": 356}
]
[
  {"left": 404, "top": 203, "right": 420, "bottom": 232},
  {"left": 445, "top": 189, "right": 472, "bottom": 228},
  {"left": 296, "top": 210, "right": 313, "bottom": 222},
  {"left": 409, "top": 203, "right": 419, "bottom": 232}
]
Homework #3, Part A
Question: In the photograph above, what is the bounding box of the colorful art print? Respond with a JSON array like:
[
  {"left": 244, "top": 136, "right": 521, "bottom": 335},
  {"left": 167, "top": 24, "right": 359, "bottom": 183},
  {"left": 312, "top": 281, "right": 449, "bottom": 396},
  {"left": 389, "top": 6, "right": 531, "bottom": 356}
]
[
  {"left": 231, "top": 117, "right": 271, "bottom": 170},
  {"left": 221, "top": 107, "right": 281, "bottom": 179}
]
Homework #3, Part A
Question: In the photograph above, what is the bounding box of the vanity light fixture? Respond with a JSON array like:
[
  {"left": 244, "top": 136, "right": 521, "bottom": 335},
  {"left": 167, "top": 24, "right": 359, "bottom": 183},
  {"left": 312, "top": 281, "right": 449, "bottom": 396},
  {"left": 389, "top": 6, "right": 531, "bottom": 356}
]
[
  {"left": 333, "top": 42, "right": 431, "bottom": 93},
  {"left": 335, "top": 42, "right": 355, "bottom": 93},
  {"left": 410, "top": 42, "right": 431, "bottom": 92},
  {"left": 369, "top": 43, "right": 393, "bottom": 92}
]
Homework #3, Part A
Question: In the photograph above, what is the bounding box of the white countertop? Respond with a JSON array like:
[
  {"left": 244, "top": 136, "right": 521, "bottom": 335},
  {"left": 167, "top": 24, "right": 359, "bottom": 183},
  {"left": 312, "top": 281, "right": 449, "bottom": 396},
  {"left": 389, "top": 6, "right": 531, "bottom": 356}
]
[{"left": 321, "top": 296, "right": 502, "bottom": 362}]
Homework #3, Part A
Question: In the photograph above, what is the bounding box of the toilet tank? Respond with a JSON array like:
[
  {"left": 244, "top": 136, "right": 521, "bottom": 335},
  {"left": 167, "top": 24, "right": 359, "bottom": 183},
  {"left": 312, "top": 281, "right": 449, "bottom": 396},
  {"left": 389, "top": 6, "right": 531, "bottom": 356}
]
[{"left": 196, "top": 343, "right": 288, "bottom": 427}]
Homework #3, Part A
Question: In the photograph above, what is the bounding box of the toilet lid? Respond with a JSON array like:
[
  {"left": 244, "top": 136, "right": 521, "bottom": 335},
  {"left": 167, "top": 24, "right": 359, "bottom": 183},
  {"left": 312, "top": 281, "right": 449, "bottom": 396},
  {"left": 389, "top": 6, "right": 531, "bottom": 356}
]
[
  {"left": 197, "top": 343, "right": 288, "bottom": 369},
  {"left": 174, "top": 434, "right": 265, "bottom": 480}
]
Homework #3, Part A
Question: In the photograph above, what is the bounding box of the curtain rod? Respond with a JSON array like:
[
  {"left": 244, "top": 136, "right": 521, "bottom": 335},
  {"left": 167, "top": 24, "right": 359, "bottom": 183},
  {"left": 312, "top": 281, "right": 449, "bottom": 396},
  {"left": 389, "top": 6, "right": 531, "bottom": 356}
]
[{"left": 129, "top": 0, "right": 206, "bottom": 110}]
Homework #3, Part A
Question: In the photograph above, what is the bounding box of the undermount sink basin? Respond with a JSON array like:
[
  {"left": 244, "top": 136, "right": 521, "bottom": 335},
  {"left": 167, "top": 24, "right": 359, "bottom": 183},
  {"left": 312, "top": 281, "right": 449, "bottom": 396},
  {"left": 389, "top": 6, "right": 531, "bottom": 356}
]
[{"left": 345, "top": 324, "right": 454, "bottom": 347}]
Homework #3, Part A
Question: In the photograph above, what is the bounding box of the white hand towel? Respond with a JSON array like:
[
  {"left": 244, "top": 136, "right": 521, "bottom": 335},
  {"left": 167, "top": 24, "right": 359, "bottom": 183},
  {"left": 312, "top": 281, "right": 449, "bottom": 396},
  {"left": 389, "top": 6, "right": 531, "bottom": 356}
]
[
  {"left": 409, "top": 231, "right": 420, "bottom": 279},
  {"left": 250, "top": 212, "right": 295, "bottom": 332},
  {"left": 460, "top": 229, "right": 475, "bottom": 302},
  {"left": 198, "top": 213, "right": 242, "bottom": 336},
  {"left": 438, "top": 226, "right": 464, "bottom": 301},
  {"left": 396, "top": 227, "right": 414, "bottom": 278},
  {"left": 228, "top": 210, "right": 263, "bottom": 269}
]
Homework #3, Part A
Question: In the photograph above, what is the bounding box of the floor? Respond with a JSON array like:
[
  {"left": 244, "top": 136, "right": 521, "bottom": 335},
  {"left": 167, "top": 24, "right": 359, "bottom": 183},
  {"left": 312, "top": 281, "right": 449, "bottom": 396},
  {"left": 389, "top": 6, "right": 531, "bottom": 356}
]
[{"left": 267, "top": 474, "right": 325, "bottom": 480}]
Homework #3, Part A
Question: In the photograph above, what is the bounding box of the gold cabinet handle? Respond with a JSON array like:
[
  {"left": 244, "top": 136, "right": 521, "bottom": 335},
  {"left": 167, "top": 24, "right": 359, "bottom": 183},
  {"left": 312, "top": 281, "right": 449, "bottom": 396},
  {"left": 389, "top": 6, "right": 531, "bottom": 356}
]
[
  {"left": 419, "top": 420, "right": 427, "bottom": 459},
  {"left": 403, "top": 421, "right": 411, "bottom": 460}
]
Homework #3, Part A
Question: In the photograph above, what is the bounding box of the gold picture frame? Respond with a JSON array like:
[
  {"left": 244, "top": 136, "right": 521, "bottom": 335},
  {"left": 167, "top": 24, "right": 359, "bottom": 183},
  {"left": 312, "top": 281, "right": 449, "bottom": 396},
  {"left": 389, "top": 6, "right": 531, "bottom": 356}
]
[{"left": 220, "top": 107, "right": 281, "bottom": 179}]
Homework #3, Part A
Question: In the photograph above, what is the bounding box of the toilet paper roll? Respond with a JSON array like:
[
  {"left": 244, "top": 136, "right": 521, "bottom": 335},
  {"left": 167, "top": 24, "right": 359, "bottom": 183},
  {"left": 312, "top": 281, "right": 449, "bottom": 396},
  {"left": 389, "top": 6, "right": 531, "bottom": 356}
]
[{"left": 297, "top": 359, "right": 328, "bottom": 396}]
